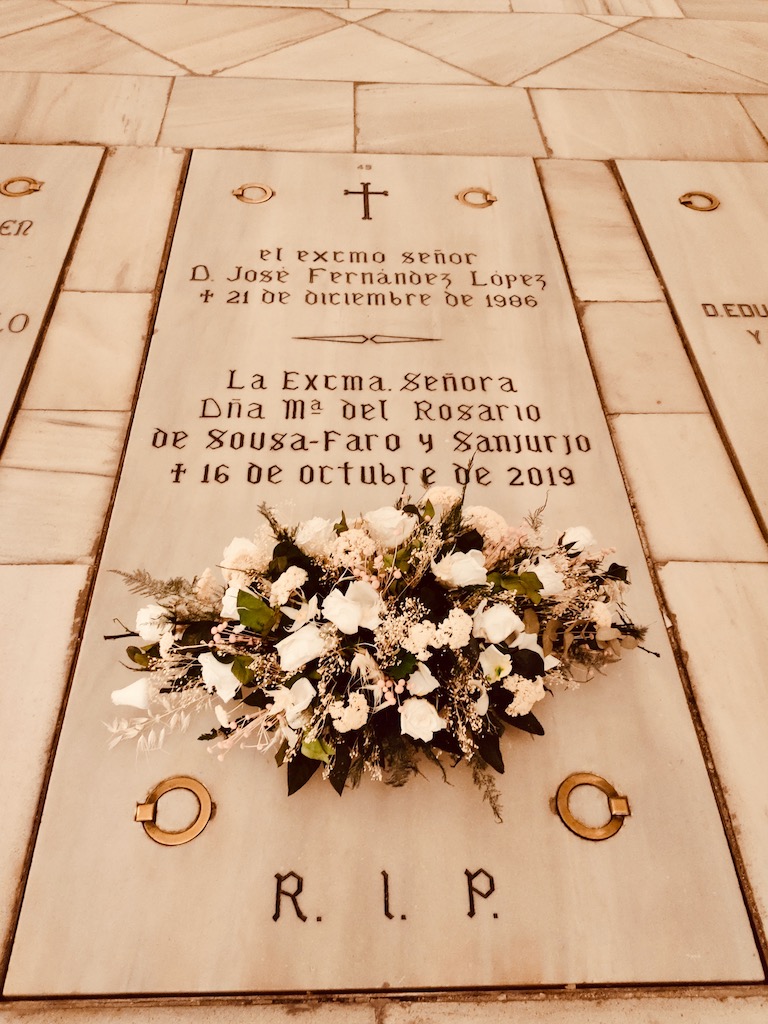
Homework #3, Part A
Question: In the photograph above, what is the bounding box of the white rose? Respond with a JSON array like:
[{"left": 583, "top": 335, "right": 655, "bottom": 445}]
[
  {"left": 198, "top": 652, "right": 239, "bottom": 703},
  {"left": 135, "top": 604, "right": 172, "bottom": 644},
  {"left": 479, "top": 645, "right": 513, "bottom": 681},
  {"left": 111, "top": 679, "right": 150, "bottom": 710},
  {"left": 322, "top": 580, "right": 383, "bottom": 635},
  {"left": 561, "top": 526, "right": 596, "bottom": 554},
  {"left": 532, "top": 558, "right": 565, "bottom": 597},
  {"left": 472, "top": 601, "right": 524, "bottom": 644},
  {"left": 431, "top": 549, "right": 487, "bottom": 588},
  {"left": 364, "top": 506, "right": 418, "bottom": 549},
  {"left": 221, "top": 584, "right": 239, "bottom": 619},
  {"left": 275, "top": 623, "right": 328, "bottom": 673},
  {"left": 399, "top": 697, "right": 444, "bottom": 742},
  {"left": 406, "top": 661, "right": 439, "bottom": 696},
  {"left": 295, "top": 517, "right": 336, "bottom": 558}
]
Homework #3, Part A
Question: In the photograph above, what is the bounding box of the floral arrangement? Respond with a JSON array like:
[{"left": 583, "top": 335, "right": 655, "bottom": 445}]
[{"left": 108, "top": 488, "right": 647, "bottom": 819}]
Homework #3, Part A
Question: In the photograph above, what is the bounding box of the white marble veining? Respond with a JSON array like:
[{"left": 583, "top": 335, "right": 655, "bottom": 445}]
[
  {"left": 158, "top": 77, "right": 353, "bottom": 149},
  {"left": 514, "top": 0, "right": 681, "bottom": 10},
  {"left": 0, "top": 73, "right": 171, "bottom": 146},
  {"left": 88, "top": 4, "right": 343, "bottom": 76},
  {"left": 629, "top": 17, "right": 768, "bottom": 85},
  {"left": 538, "top": 160, "right": 663, "bottom": 301},
  {"left": 531, "top": 89, "right": 768, "bottom": 159},
  {"left": 219, "top": 23, "right": 487, "bottom": 84},
  {"left": 0, "top": 0, "right": 74, "bottom": 37},
  {"left": 581, "top": 302, "right": 708, "bottom": 413},
  {"left": 611, "top": 413, "right": 768, "bottom": 562},
  {"left": 364, "top": 12, "right": 616, "bottom": 85},
  {"left": 518, "top": 28, "right": 768, "bottom": 91},
  {"left": 65, "top": 147, "right": 185, "bottom": 294},
  {"left": 740, "top": 94, "right": 768, "bottom": 137},
  {"left": 679, "top": 0, "right": 768, "bottom": 18},
  {"left": 356, "top": 83, "right": 546, "bottom": 153},
  {"left": 23, "top": 293, "right": 154, "bottom": 412},
  {"left": 0, "top": 564, "right": 89, "bottom": 960},
  {"left": 1, "top": 411, "right": 129, "bottom": 476}
]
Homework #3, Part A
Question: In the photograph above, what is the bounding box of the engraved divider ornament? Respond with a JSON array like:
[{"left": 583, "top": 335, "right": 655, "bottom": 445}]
[
  {"left": 135, "top": 776, "right": 214, "bottom": 846},
  {"left": 555, "top": 772, "right": 630, "bottom": 841},
  {"left": 678, "top": 191, "right": 719, "bottom": 212},
  {"left": 0, "top": 177, "right": 43, "bottom": 198}
]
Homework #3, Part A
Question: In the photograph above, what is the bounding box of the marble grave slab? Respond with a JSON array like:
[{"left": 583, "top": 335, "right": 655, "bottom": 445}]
[
  {"left": 618, "top": 161, "right": 768, "bottom": 532},
  {"left": 0, "top": 145, "right": 103, "bottom": 442},
  {"left": 4, "top": 153, "right": 761, "bottom": 995}
]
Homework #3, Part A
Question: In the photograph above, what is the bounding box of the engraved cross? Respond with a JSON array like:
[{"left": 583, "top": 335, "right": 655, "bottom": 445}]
[{"left": 343, "top": 182, "right": 389, "bottom": 221}]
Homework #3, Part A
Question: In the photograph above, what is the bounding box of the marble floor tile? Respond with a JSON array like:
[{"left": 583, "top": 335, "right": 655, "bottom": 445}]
[
  {"left": 65, "top": 147, "right": 186, "bottom": 294},
  {"left": 513, "top": 0, "right": 680, "bottom": 11},
  {"left": 158, "top": 77, "right": 353, "bottom": 150},
  {"left": 362, "top": 12, "right": 615, "bottom": 85},
  {"left": 0, "top": 73, "right": 171, "bottom": 146},
  {"left": 3, "top": 999, "right": 768, "bottom": 1024},
  {"left": 678, "top": 0, "right": 768, "bottom": 19},
  {"left": 0, "top": 466, "right": 113, "bottom": 563},
  {"left": 23, "top": 293, "right": 154, "bottom": 412},
  {"left": 538, "top": 160, "right": 663, "bottom": 301},
  {"left": 357, "top": 83, "right": 546, "bottom": 153},
  {"left": 630, "top": 19, "right": 768, "bottom": 85},
  {"left": 581, "top": 302, "right": 708, "bottom": 413},
  {"left": 57, "top": 1, "right": 131, "bottom": 10},
  {"left": 518, "top": 29, "right": 768, "bottom": 92},
  {"left": 0, "top": 17, "right": 186, "bottom": 75},
  {"left": 192, "top": 0, "right": 345, "bottom": 5},
  {"left": 352, "top": 0, "right": 511, "bottom": 9},
  {"left": 659, "top": 562, "right": 768, "bottom": 932},
  {"left": 1, "top": 411, "right": 129, "bottom": 476},
  {"left": 0, "top": 0, "right": 73, "bottom": 37},
  {"left": 610, "top": 413, "right": 767, "bottom": 562},
  {"left": 0, "top": 563, "right": 89, "bottom": 959},
  {"left": 740, "top": 94, "right": 768, "bottom": 137},
  {"left": 331, "top": 10, "right": 384, "bottom": 19},
  {"left": 219, "top": 23, "right": 486, "bottom": 83},
  {"left": 88, "top": 5, "right": 342, "bottom": 76},
  {"left": 587, "top": 14, "right": 641, "bottom": 23},
  {"left": 531, "top": 90, "right": 768, "bottom": 159}
]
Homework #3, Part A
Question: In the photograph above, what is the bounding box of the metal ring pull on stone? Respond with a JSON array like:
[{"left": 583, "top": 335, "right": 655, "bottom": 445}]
[
  {"left": 555, "top": 772, "right": 630, "bottom": 841},
  {"left": 0, "top": 177, "right": 44, "bottom": 198},
  {"left": 135, "top": 776, "right": 214, "bottom": 846},
  {"left": 232, "top": 183, "right": 275, "bottom": 204},
  {"left": 678, "top": 191, "right": 720, "bottom": 212},
  {"left": 455, "top": 187, "right": 497, "bottom": 208}
]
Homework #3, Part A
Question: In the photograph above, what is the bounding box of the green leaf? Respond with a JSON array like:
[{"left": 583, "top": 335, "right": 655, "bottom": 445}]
[
  {"left": 231, "top": 654, "right": 255, "bottom": 688},
  {"left": 488, "top": 571, "right": 542, "bottom": 604},
  {"left": 330, "top": 744, "right": 352, "bottom": 795},
  {"left": 389, "top": 650, "right": 419, "bottom": 680},
  {"left": 236, "top": 590, "right": 275, "bottom": 633},
  {"left": 334, "top": 510, "right": 348, "bottom": 535},
  {"left": 126, "top": 645, "right": 150, "bottom": 668},
  {"left": 287, "top": 753, "right": 322, "bottom": 795},
  {"left": 424, "top": 500, "right": 435, "bottom": 521},
  {"left": 506, "top": 712, "right": 545, "bottom": 736},
  {"left": 605, "top": 562, "right": 629, "bottom": 584},
  {"left": 476, "top": 729, "right": 505, "bottom": 774},
  {"left": 301, "top": 738, "right": 334, "bottom": 763}
]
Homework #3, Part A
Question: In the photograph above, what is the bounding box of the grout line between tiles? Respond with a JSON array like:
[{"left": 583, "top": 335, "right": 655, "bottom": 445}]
[
  {"left": 154, "top": 77, "right": 176, "bottom": 146},
  {"left": 609, "top": 159, "right": 768, "bottom": 545},
  {"left": 737, "top": 94, "right": 768, "bottom": 146},
  {"left": 77, "top": 9, "right": 195, "bottom": 74},
  {"left": 0, "top": 147, "right": 110, "bottom": 459},
  {"left": 0, "top": 10, "right": 77, "bottom": 46},
  {"left": 208, "top": 16, "right": 347, "bottom": 78},
  {"left": 524, "top": 87, "right": 551, "bottom": 157},
  {"left": 621, "top": 23, "right": 768, "bottom": 92},
  {"left": 354, "top": 19, "right": 498, "bottom": 86},
  {"left": 507, "top": 24, "right": 623, "bottom": 86},
  {"left": 534, "top": 155, "right": 768, "bottom": 978},
  {"left": 0, "top": 149, "right": 192, "bottom": 994}
]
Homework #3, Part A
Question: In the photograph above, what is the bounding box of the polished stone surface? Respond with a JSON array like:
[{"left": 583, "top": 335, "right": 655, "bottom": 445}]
[{"left": 1, "top": 0, "right": 767, "bottom": 1016}]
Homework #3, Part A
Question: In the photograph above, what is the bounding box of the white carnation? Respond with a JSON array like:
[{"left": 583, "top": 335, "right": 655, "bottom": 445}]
[
  {"left": 423, "top": 486, "right": 461, "bottom": 513},
  {"left": 462, "top": 505, "right": 508, "bottom": 546},
  {"left": 503, "top": 675, "right": 546, "bottom": 716},
  {"left": 329, "top": 691, "right": 369, "bottom": 733},
  {"left": 269, "top": 566, "right": 308, "bottom": 607}
]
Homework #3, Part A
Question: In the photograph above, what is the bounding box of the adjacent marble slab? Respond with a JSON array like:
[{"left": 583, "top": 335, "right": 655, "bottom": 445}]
[
  {"left": 618, "top": 161, "right": 768, "bottom": 533},
  {"left": 0, "top": 145, "right": 102, "bottom": 444},
  {"left": 6, "top": 153, "right": 760, "bottom": 995}
]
